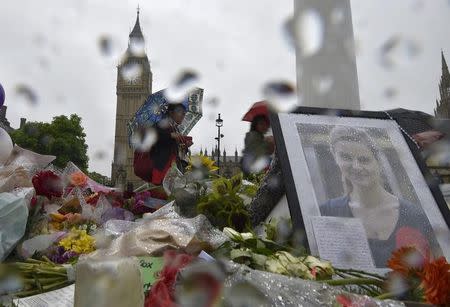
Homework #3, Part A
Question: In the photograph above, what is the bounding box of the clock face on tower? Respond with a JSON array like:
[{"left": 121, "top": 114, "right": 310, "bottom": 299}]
[{"left": 127, "top": 76, "right": 141, "bottom": 85}]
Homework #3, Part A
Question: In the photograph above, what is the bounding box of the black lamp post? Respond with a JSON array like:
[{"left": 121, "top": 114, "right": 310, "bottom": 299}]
[{"left": 215, "top": 113, "right": 224, "bottom": 171}]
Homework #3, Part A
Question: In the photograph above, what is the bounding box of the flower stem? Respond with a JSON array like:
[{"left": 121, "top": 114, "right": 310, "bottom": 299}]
[
  {"left": 335, "top": 268, "right": 386, "bottom": 281},
  {"left": 374, "top": 292, "right": 397, "bottom": 300}
]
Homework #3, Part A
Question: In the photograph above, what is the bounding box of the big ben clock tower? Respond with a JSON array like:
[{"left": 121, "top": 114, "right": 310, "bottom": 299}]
[{"left": 111, "top": 8, "right": 152, "bottom": 188}]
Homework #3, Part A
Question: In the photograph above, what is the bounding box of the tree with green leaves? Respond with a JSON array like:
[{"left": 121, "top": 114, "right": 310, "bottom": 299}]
[
  {"left": 87, "top": 171, "right": 111, "bottom": 186},
  {"left": 10, "top": 114, "right": 89, "bottom": 172}
]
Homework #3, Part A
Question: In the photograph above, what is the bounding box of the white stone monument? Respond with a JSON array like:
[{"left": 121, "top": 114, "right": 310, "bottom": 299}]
[
  {"left": 266, "top": 0, "right": 361, "bottom": 223},
  {"left": 294, "top": 0, "right": 361, "bottom": 110}
]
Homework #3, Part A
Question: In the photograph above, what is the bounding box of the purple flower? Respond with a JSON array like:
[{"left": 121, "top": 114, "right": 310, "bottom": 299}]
[{"left": 48, "top": 246, "right": 79, "bottom": 264}]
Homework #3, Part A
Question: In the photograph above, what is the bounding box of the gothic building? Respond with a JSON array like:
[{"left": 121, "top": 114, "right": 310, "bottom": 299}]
[
  {"left": 111, "top": 9, "right": 153, "bottom": 188},
  {"left": 1, "top": 105, "right": 27, "bottom": 132},
  {"left": 200, "top": 147, "right": 242, "bottom": 178},
  {"left": 0, "top": 106, "right": 13, "bottom": 132},
  {"left": 434, "top": 51, "right": 450, "bottom": 118}
]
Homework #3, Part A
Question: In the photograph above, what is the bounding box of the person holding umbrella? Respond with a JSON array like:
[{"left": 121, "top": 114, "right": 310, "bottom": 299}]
[
  {"left": 241, "top": 101, "right": 275, "bottom": 175},
  {"left": 133, "top": 102, "right": 193, "bottom": 187}
]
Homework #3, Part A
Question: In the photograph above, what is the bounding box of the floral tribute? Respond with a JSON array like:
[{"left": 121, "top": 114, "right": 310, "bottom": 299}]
[
  {"left": 31, "top": 170, "right": 63, "bottom": 199},
  {"left": 386, "top": 246, "right": 450, "bottom": 305}
]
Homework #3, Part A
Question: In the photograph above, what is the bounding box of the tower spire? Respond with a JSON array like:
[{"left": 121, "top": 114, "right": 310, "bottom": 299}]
[
  {"left": 442, "top": 50, "right": 449, "bottom": 75},
  {"left": 129, "top": 7, "right": 144, "bottom": 40}
]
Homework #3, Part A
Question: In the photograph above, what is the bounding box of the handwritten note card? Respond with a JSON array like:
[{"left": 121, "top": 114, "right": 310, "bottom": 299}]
[
  {"left": 137, "top": 256, "right": 164, "bottom": 294},
  {"left": 311, "top": 216, "right": 375, "bottom": 269},
  {"left": 14, "top": 284, "right": 74, "bottom": 307}
]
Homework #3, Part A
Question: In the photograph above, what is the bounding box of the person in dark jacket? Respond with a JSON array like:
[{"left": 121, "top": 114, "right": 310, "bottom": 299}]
[
  {"left": 134, "top": 103, "right": 193, "bottom": 186},
  {"left": 241, "top": 115, "right": 274, "bottom": 175}
]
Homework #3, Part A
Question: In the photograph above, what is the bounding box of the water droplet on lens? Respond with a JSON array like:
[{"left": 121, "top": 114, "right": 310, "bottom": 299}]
[
  {"left": 379, "top": 36, "right": 421, "bottom": 69},
  {"left": 94, "top": 151, "right": 107, "bottom": 160},
  {"left": 387, "top": 273, "right": 409, "bottom": 296},
  {"left": 14, "top": 84, "right": 38, "bottom": 106},
  {"left": 98, "top": 35, "right": 115, "bottom": 57},
  {"left": 165, "top": 70, "right": 199, "bottom": 103},
  {"left": 129, "top": 37, "right": 145, "bottom": 56},
  {"left": 121, "top": 63, "right": 142, "bottom": 82},
  {"left": 330, "top": 7, "right": 345, "bottom": 25},
  {"left": 262, "top": 81, "right": 297, "bottom": 112},
  {"left": 247, "top": 156, "right": 270, "bottom": 174},
  {"left": 131, "top": 127, "right": 158, "bottom": 151},
  {"left": 294, "top": 9, "right": 324, "bottom": 57},
  {"left": 225, "top": 281, "right": 270, "bottom": 306},
  {"left": 384, "top": 87, "right": 397, "bottom": 99},
  {"left": 206, "top": 97, "right": 219, "bottom": 107},
  {"left": 313, "top": 75, "right": 334, "bottom": 94}
]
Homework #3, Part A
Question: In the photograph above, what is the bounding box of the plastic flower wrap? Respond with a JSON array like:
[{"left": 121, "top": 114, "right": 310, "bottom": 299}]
[{"left": 58, "top": 228, "right": 95, "bottom": 254}]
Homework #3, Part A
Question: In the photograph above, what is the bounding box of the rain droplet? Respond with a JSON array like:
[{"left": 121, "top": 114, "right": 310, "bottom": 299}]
[
  {"left": 208, "top": 113, "right": 216, "bottom": 121},
  {"left": 206, "top": 97, "right": 219, "bottom": 107},
  {"left": 379, "top": 36, "right": 421, "bottom": 69},
  {"left": 40, "top": 135, "right": 53, "bottom": 146},
  {"left": 262, "top": 81, "right": 297, "bottom": 112},
  {"left": 94, "top": 151, "right": 107, "bottom": 160},
  {"left": 14, "top": 84, "right": 38, "bottom": 106},
  {"left": 225, "top": 281, "right": 270, "bottom": 306},
  {"left": 121, "top": 63, "right": 142, "bottom": 82},
  {"left": 294, "top": 9, "right": 324, "bottom": 57},
  {"left": 384, "top": 87, "right": 397, "bottom": 99},
  {"left": 114, "top": 146, "right": 127, "bottom": 165},
  {"left": 313, "top": 75, "right": 334, "bottom": 94},
  {"left": 98, "top": 35, "right": 116, "bottom": 57},
  {"left": 165, "top": 70, "right": 199, "bottom": 103},
  {"left": 32, "top": 33, "right": 46, "bottom": 48},
  {"left": 387, "top": 273, "right": 409, "bottom": 296},
  {"left": 244, "top": 155, "right": 270, "bottom": 174},
  {"left": 38, "top": 56, "right": 50, "bottom": 70},
  {"left": 330, "top": 7, "right": 345, "bottom": 25},
  {"left": 403, "top": 249, "right": 425, "bottom": 268},
  {"left": 131, "top": 127, "right": 158, "bottom": 152},
  {"left": 129, "top": 37, "right": 145, "bottom": 56}
]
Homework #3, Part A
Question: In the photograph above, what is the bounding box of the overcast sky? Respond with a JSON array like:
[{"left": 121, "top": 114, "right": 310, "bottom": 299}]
[{"left": 0, "top": 0, "right": 449, "bottom": 176}]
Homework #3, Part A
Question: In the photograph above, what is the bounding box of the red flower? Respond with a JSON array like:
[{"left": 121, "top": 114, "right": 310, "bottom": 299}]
[
  {"left": 30, "top": 196, "right": 38, "bottom": 207},
  {"left": 387, "top": 246, "right": 426, "bottom": 276},
  {"left": 395, "top": 226, "right": 431, "bottom": 262},
  {"left": 420, "top": 257, "right": 450, "bottom": 305},
  {"left": 336, "top": 294, "right": 353, "bottom": 307},
  {"left": 145, "top": 251, "right": 194, "bottom": 307},
  {"left": 32, "top": 171, "right": 63, "bottom": 199}
]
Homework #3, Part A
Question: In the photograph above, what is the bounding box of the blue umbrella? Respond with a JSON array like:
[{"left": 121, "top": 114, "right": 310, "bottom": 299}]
[
  {"left": 128, "top": 88, "right": 203, "bottom": 148},
  {"left": 0, "top": 83, "right": 5, "bottom": 107}
]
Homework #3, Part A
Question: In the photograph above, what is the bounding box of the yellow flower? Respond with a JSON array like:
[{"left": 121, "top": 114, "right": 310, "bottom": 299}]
[
  {"left": 186, "top": 155, "right": 219, "bottom": 172},
  {"left": 58, "top": 228, "right": 95, "bottom": 254}
]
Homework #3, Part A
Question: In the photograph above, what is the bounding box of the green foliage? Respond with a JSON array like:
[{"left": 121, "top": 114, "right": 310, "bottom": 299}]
[
  {"left": 87, "top": 171, "right": 111, "bottom": 186},
  {"left": 196, "top": 173, "right": 250, "bottom": 232},
  {"left": 10, "top": 114, "right": 89, "bottom": 172}
]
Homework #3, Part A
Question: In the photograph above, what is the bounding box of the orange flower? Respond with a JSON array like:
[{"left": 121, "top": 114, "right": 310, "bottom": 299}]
[
  {"left": 387, "top": 246, "right": 425, "bottom": 276},
  {"left": 70, "top": 171, "right": 88, "bottom": 186},
  {"left": 420, "top": 257, "right": 450, "bottom": 305}
]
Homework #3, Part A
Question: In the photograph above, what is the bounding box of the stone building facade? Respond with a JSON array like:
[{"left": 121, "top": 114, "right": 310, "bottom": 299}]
[{"left": 111, "top": 10, "right": 153, "bottom": 188}]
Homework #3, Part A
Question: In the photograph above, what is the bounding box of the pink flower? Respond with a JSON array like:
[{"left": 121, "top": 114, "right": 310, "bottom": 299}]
[{"left": 395, "top": 226, "right": 431, "bottom": 261}]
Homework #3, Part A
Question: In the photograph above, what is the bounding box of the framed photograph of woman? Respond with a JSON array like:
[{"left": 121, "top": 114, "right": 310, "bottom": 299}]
[{"left": 271, "top": 107, "right": 450, "bottom": 271}]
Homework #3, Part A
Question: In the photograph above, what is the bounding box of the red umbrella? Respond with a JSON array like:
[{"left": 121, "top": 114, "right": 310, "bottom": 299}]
[{"left": 242, "top": 101, "right": 269, "bottom": 122}]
